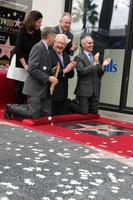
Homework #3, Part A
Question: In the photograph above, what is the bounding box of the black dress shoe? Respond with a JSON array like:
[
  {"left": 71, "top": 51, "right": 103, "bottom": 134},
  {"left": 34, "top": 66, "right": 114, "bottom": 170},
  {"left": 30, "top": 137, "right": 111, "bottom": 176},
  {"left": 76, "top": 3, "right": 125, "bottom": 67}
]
[{"left": 4, "top": 104, "right": 12, "bottom": 119}]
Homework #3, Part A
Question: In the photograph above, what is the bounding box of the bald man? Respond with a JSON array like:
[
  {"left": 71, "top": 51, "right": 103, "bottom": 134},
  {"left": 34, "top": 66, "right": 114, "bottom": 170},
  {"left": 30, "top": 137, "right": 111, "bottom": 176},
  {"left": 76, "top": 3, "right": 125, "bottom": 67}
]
[
  {"left": 49, "top": 33, "right": 77, "bottom": 115},
  {"left": 53, "top": 12, "right": 78, "bottom": 55}
]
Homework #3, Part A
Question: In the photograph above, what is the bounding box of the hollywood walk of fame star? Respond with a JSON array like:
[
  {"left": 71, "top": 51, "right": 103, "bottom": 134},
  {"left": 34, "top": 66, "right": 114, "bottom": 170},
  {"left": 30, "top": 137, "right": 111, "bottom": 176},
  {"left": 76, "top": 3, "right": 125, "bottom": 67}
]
[
  {"left": 74, "top": 123, "right": 128, "bottom": 136},
  {"left": 0, "top": 37, "right": 14, "bottom": 59},
  {"left": 15, "top": 18, "right": 21, "bottom": 27}
]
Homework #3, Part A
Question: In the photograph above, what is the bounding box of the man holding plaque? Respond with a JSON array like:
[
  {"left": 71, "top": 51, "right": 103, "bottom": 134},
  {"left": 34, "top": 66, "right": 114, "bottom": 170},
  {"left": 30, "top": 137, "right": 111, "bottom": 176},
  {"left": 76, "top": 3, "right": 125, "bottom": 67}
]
[{"left": 49, "top": 34, "right": 77, "bottom": 115}]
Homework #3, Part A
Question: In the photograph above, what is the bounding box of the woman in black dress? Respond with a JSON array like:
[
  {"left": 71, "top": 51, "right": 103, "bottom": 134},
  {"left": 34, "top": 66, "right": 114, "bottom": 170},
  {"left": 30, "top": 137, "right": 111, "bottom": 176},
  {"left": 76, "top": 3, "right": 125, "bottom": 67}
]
[{"left": 15, "top": 10, "right": 43, "bottom": 104}]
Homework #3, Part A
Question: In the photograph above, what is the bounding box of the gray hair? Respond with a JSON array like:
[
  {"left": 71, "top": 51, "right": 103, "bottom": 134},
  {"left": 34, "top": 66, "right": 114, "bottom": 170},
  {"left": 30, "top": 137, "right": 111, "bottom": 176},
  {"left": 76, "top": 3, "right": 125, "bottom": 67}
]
[
  {"left": 41, "top": 27, "right": 55, "bottom": 39},
  {"left": 60, "top": 12, "right": 72, "bottom": 21},
  {"left": 81, "top": 35, "right": 92, "bottom": 47},
  {"left": 55, "top": 33, "right": 71, "bottom": 44}
]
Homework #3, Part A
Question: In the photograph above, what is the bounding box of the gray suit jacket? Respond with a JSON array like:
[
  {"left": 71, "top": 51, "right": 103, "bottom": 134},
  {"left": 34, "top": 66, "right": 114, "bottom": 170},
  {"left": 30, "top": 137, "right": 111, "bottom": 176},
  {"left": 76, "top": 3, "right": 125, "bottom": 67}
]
[
  {"left": 23, "top": 40, "right": 51, "bottom": 98},
  {"left": 74, "top": 52, "right": 105, "bottom": 97}
]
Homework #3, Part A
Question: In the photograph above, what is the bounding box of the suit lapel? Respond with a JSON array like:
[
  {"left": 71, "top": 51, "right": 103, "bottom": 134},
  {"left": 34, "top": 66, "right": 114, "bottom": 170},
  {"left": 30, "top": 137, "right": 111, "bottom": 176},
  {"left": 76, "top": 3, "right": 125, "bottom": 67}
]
[
  {"left": 56, "top": 26, "right": 60, "bottom": 34},
  {"left": 82, "top": 52, "right": 91, "bottom": 65},
  {"left": 63, "top": 53, "right": 69, "bottom": 68},
  {"left": 41, "top": 41, "right": 51, "bottom": 67}
]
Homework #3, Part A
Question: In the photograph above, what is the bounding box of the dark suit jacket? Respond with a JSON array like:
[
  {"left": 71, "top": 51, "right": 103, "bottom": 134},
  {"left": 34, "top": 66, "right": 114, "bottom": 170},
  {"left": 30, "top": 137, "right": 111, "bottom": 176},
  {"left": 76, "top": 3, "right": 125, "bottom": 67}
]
[
  {"left": 49, "top": 47, "right": 74, "bottom": 101},
  {"left": 15, "top": 29, "right": 41, "bottom": 68},
  {"left": 53, "top": 25, "right": 73, "bottom": 55},
  {"left": 23, "top": 40, "right": 51, "bottom": 98},
  {"left": 74, "top": 52, "right": 105, "bottom": 97}
]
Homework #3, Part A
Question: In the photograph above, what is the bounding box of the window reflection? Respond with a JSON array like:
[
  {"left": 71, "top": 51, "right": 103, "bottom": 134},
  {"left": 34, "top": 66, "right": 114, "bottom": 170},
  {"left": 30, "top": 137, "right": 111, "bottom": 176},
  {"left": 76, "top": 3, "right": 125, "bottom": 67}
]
[
  {"left": 71, "top": 0, "right": 131, "bottom": 107},
  {"left": 71, "top": 0, "right": 129, "bottom": 51}
]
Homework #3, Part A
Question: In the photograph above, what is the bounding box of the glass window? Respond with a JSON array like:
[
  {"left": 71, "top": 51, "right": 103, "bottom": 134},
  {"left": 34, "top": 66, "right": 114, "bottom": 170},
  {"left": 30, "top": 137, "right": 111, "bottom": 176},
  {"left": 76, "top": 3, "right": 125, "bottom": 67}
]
[
  {"left": 100, "top": 49, "right": 124, "bottom": 105},
  {"left": 70, "top": 0, "right": 130, "bottom": 107},
  {"left": 98, "top": 0, "right": 130, "bottom": 105}
]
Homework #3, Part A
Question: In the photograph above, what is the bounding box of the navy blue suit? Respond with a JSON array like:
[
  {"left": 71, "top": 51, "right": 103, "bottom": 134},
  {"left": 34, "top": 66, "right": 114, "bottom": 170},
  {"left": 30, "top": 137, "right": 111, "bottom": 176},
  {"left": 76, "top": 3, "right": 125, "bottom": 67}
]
[{"left": 49, "top": 47, "right": 74, "bottom": 115}]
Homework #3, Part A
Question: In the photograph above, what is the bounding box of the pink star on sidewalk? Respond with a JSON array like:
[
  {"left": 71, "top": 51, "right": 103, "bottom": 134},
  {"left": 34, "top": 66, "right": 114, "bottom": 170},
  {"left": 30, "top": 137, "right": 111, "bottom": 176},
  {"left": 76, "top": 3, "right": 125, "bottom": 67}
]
[
  {"left": 0, "top": 37, "right": 14, "bottom": 59},
  {"left": 74, "top": 123, "right": 127, "bottom": 136}
]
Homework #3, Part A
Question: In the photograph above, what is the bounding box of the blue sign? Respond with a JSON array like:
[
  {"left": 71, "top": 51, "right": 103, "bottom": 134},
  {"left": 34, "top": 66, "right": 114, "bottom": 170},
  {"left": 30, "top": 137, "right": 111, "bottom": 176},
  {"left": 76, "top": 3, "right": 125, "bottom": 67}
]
[{"left": 105, "top": 59, "right": 118, "bottom": 73}]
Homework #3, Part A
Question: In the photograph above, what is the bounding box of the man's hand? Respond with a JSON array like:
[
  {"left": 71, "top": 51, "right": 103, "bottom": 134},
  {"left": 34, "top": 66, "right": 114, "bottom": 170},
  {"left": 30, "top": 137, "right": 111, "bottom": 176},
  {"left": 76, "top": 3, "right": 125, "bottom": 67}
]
[
  {"left": 102, "top": 58, "right": 111, "bottom": 66},
  {"left": 93, "top": 52, "right": 99, "bottom": 65},
  {"left": 49, "top": 76, "right": 58, "bottom": 95},
  {"left": 49, "top": 76, "right": 58, "bottom": 86},
  {"left": 70, "top": 42, "right": 78, "bottom": 52},
  {"left": 63, "top": 61, "right": 77, "bottom": 73}
]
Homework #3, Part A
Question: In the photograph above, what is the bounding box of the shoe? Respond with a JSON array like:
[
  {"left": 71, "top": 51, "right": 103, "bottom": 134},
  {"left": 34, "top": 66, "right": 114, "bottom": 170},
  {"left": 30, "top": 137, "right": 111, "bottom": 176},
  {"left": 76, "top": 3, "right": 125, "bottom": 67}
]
[{"left": 4, "top": 104, "right": 12, "bottom": 119}]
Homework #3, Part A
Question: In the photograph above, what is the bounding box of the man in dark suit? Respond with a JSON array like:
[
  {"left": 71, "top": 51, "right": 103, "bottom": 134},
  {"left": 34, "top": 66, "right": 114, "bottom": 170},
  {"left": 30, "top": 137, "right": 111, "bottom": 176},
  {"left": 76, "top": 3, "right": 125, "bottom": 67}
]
[
  {"left": 72, "top": 35, "right": 110, "bottom": 114},
  {"left": 4, "top": 27, "right": 58, "bottom": 119},
  {"left": 49, "top": 33, "right": 77, "bottom": 115},
  {"left": 53, "top": 12, "right": 78, "bottom": 55}
]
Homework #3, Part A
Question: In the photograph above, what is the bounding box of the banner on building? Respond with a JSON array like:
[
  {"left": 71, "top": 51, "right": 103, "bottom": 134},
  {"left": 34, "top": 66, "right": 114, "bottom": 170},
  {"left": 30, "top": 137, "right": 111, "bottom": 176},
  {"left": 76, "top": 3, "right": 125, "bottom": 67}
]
[{"left": 0, "top": 6, "right": 25, "bottom": 66}]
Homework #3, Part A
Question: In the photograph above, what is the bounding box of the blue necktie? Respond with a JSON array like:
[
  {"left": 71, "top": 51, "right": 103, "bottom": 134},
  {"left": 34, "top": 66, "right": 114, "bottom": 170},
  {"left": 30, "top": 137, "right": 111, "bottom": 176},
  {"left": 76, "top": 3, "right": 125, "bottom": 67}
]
[
  {"left": 88, "top": 53, "right": 93, "bottom": 64},
  {"left": 58, "top": 54, "right": 64, "bottom": 67}
]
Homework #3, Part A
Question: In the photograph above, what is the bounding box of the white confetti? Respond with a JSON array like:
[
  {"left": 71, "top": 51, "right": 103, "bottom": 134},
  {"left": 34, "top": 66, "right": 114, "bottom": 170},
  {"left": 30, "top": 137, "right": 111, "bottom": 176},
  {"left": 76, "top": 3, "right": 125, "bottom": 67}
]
[
  {"left": 50, "top": 189, "right": 57, "bottom": 193},
  {"left": 4, "top": 166, "right": 10, "bottom": 169},
  {"left": 0, "top": 182, "right": 19, "bottom": 190},
  {"left": 62, "top": 178, "right": 68, "bottom": 182},
  {"left": 55, "top": 197, "right": 63, "bottom": 200},
  {"left": 5, "top": 191, "right": 13, "bottom": 195},
  {"left": 70, "top": 180, "right": 81, "bottom": 185},
  {"left": 88, "top": 195, "right": 95, "bottom": 199},
  {"left": 108, "top": 173, "right": 117, "bottom": 183},
  {"left": 16, "top": 163, "right": 22, "bottom": 166},
  {"left": 75, "top": 190, "right": 82, "bottom": 195},
  {"left": 23, "top": 167, "right": 34, "bottom": 172},
  {"left": 25, "top": 157, "right": 31, "bottom": 160},
  {"left": 36, "top": 174, "right": 45, "bottom": 179},
  {"left": 24, "top": 179, "right": 35, "bottom": 185},
  {"left": 41, "top": 197, "right": 50, "bottom": 200},
  {"left": 54, "top": 172, "right": 62, "bottom": 176},
  {"left": 105, "top": 165, "right": 116, "bottom": 169},
  {"left": 0, "top": 197, "right": 9, "bottom": 200}
]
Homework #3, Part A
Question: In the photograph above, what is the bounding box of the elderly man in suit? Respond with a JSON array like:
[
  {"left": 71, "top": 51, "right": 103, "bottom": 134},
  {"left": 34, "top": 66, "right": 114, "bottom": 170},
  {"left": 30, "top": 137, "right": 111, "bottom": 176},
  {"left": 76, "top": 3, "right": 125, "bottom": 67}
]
[
  {"left": 53, "top": 12, "right": 78, "bottom": 55},
  {"left": 49, "top": 33, "right": 77, "bottom": 115},
  {"left": 72, "top": 35, "right": 110, "bottom": 114},
  {"left": 4, "top": 27, "right": 58, "bottom": 119}
]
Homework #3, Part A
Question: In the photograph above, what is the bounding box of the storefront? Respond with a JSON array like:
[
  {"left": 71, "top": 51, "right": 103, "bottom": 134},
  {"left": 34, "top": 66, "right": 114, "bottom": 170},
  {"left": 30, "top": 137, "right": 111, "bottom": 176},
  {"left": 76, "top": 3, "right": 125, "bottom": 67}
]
[{"left": 65, "top": 0, "right": 133, "bottom": 114}]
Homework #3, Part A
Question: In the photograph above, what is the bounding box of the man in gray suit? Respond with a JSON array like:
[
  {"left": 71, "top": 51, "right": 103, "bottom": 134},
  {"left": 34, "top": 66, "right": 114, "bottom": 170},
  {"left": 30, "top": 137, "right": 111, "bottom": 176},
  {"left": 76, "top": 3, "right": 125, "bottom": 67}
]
[
  {"left": 72, "top": 35, "right": 110, "bottom": 114},
  {"left": 4, "top": 27, "right": 58, "bottom": 119},
  {"left": 53, "top": 12, "right": 78, "bottom": 55}
]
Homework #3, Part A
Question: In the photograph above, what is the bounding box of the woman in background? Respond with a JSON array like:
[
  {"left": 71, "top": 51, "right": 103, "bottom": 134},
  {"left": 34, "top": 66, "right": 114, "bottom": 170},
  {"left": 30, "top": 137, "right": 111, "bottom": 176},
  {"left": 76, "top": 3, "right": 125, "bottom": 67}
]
[{"left": 15, "top": 10, "right": 43, "bottom": 104}]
